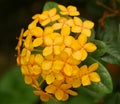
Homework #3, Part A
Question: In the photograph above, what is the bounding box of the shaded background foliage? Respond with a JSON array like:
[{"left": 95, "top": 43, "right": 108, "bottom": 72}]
[{"left": 0, "top": 0, "right": 120, "bottom": 104}]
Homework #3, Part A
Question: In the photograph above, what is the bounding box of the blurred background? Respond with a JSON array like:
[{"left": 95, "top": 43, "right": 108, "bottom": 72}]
[{"left": 0, "top": 0, "right": 120, "bottom": 104}]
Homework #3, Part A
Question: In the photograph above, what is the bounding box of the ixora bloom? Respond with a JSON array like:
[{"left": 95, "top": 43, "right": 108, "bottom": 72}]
[
  {"left": 79, "top": 63, "right": 101, "bottom": 86},
  {"left": 16, "top": 3, "right": 101, "bottom": 102},
  {"left": 72, "top": 34, "right": 97, "bottom": 61},
  {"left": 72, "top": 17, "right": 94, "bottom": 37},
  {"left": 38, "top": 8, "right": 60, "bottom": 26},
  {"left": 52, "top": 17, "right": 74, "bottom": 30},
  {"left": 58, "top": 4, "right": 80, "bottom": 16},
  {"left": 45, "top": 80, "right": 78, "bottom": 101}
]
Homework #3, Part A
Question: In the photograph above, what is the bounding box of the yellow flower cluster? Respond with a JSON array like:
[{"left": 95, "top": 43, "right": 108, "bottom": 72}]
[{"left": 16, "top": 4, "right": 101, "bottom": 102}]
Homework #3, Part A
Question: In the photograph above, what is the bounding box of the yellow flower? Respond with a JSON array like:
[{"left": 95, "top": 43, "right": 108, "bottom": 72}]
[
  {"left": 66, "top": 77, "right": 81, "bottom": 88},
  {"left": 52, "top": 60, "right": 64, "bottom": 73},
  {"left": 43, "top": 33, "right": 64, "bottom": 56},
  {"left": 21, "top": 54, "right": 44, "bottom": 85},
  {"left": 52, "top": 17, "right": 73, "bottom": 30},
  {"left": 41, "top": 58, "right": 64, "bottom": 84},
  {"left": 72, "top": 17, "right": 94, "bottom": 37},
  {"left": 20, "top": 48, "right": 31, "bottom": 65},
  {"left": 65, "top": 66, "right": 82, "bottom": 88},
  {"left": 45, "top": 80, "right": 77, "bottom": 101},
  {"left": 59, "top": 27, "right": 75, "bottom": 53},
  {"left": 24, "top": 33, "right": 33, "bottom": 50},
  {"left": 32, "top": 14, "right": 42, "bottom": 24},
  {"left": 31, "top": 26, "right": 54, "bottom": 47},
  {"left": 34, "top": 90, "right": 50, "bottom": 102},
  {"left": 16, "top": 3, "right": 100, "bottom": 102},
  {"left": 59, "top": 51, "right": 80, "bottom": 76},
  {"left": 24, "top": 75, "right": 38, "bottom": 85},
  {"left": 16, "top": 29, "right": 24, "bottom": 65},
  {"left": 15, "top": 29, "right": 24, "bottom": 54},
  {"left": 28, "top": 19, "right": 38, "bottom": 29},
  {"left": 58, "top": 5, "right": 80, "bottom": 16},
  {"left": 39, "top": 8, "right": 60, "bottom": 26},
  {"left": 23, "top": 19, "right": 54, "bottom": 47},
  {"left": 72, "top": 34, "right": 97, "bottom": 61},
  {"left": 79, "top": 63, "right": 101, "bottom": 86}
]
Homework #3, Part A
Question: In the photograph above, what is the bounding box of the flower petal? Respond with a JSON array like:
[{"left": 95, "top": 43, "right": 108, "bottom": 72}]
[
  {"left": 35, "top": 54, "right": 44, "bottom": 65},
  {"left": 21, "top": 66, "right": 29, "bottom": 75},
  {"left": 84, "top": 43, "right": 97, "bottom": 52},
  {"left": 79, "top": 65, "right": 88, "bottom": 75},
  {"left": 41, "top": 19, "right": 51, "bottom": 26},
  {"left": 63, "top": 64, "right": 73, "bottom": 76},
  {"left": 54, "top": 46, "right": 61, "bottom": 55},
  {"left": 51, "top": 14, "right": 60, "bottom": 21},
  {"left": 72, "top": 25, "right": 81, "bottom": 33},
  {"left": 68, "top": 6, "right": 80, "bottom": 16},
  {"left": 54, "top": 36, "right": 63, "bottom": 44},
  {"left": 66, "top": 90, "right": 78, "bottom": 96},
  {"left": 73, "top": 17, "right": 82, "bottom": 26},
  {"left": 61, "top": 27, "right": 70, "bottom": 36},
  {"left": 64, "top": 36, "right": 74, "bottom": 47},
  {"left": 45, "top": 85, "right": 56, "bottom": 93},
  {"left": 78, "top": 34, "right": 87, "bottom": 45},
  {"left": 82, "top": 29, "right": 91, "bottom": 37},
  {"left": 42, "top": 60, "right": 52, "bottom": 70},
  {"left": 43, "top": 46, "right": 53, "bottom": 56},
  {"left": 24, "top": 76, "right": 32, "bottom": 84},
  {"left": 70, "top": 11, "right": 80, "bottom": 16},
  {"left": 52, "top": 23, "right": 62, "bottom": 30},
  {"left": 33, "top": 38, "right": 43, "bottom": 47},
  {"left": 28, "top": 19, "right": 38, "bottom": 29},
  {"left": 55, "top": 89, "right": 64, "bottom": 100},
  {"left": 33, "top": 65, "right": 41, "bottom": 75},
  {"left": 53, "top": 60, "right": 64, "bottom": 71},
  {"left": 58, "top": 5, "right": 67, "bottom": 12},
  {"left": 40, "top": 93, "right": 50, "bottom": 102},
  {"left": 67, "top": 19, "right": 74, "bottom": 26},
  {"left": 44, "top": 37, "right": 53, "bottom": 46},
  {"left": 62, "top": 93, "right": 69, "bottom": 101},
  {"left": 88, "top": 63, "right": 99, "bottom": 72},
  {"left": 40, "top": 11, "right": 48, "bottom": 20},
  {"left": 55, "top": 73, "right": 64, "bottom": 80},
  {"left": 46, "top": 73, "right": 55, "bottom": 84},
  {"left": 44, "top": 26, "right": 54, "bottom": 35},
  {"left": 31, "top": 27, "right": 43, "bottom": 37},
  {"left": 61, "top": 84, "right": 71, "bottom": 89},
  {"left": 82, "top": 75, "right": 91, "bottom": 86},
  {"left": 83, "top": 20, "right": 94, "bottom": 29},
  {"left": 68, "top": 6, "right": 77, "bottom": 12},
  {"left": 49, "top": 8, "right": 56, "bottom": 16},
  {"left": 72, "top": 79, "right": 81, "bottom": 88},
  {"left": 90, "top": 72, "right": 101, "bottom": 82},
  {"left": 80, "top": 49, "right": 88, "bottom": 61},
  {"left": 72, "top": 50, "right": 82, "bottom": 60}
]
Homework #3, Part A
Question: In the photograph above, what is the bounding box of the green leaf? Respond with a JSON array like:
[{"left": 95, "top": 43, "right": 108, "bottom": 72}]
[
  {"left": 0, "top": 67, "right": 38, "bottom": 104},
  {"left": 80, "top": 57, "right": 113, "bottom": 98},
  {"left": 42, "top": 100, "right": 64, "bottom": 104},
  {"left": 97, "top": 18, "right": 120, "bottom": 64},
  {"left": 91, "top": 39, "right": 108, "bottom": 58},
  {"left": 67, "top": 93, "right": 96, "bottom": 104},
  {"left": 101, "top": 43, "right": 120, "bottom": 64},
  {"left": 43, "top": 2, "right": 59, "bottom": 12},
  {"left": 104, "top": 92, "right": 120, "bottom": 104}
]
